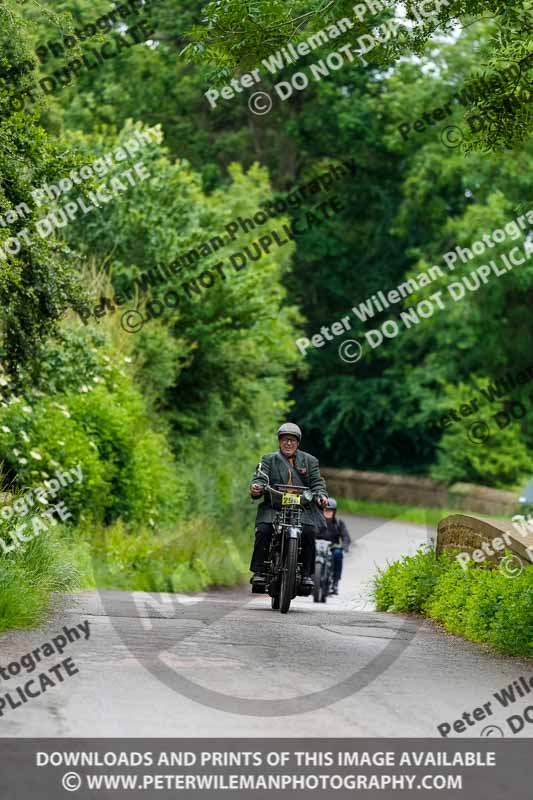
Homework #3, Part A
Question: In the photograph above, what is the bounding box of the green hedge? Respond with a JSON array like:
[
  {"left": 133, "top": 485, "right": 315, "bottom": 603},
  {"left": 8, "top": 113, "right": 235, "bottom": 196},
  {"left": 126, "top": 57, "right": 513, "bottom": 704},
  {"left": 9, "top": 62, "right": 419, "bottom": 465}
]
[
  {"left": 373, "top": 547, "right": 533, "bottom": 657},
  {"left": 0, "top": 331, "right": 185, "bottom": 528}
]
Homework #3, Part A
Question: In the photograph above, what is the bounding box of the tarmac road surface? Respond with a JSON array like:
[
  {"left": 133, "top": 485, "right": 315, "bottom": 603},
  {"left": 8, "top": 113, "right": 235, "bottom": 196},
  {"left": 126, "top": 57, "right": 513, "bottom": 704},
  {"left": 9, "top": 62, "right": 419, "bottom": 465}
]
[{"left": 0, "top": 514, "right": 531, "bottom": 737}]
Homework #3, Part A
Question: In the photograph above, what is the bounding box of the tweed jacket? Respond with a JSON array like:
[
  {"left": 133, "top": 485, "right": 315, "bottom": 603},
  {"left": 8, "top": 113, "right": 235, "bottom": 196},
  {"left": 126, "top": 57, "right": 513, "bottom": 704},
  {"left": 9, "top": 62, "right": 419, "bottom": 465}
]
[{"left": 250, "top": 449, "right": 328, "bottom": 528}]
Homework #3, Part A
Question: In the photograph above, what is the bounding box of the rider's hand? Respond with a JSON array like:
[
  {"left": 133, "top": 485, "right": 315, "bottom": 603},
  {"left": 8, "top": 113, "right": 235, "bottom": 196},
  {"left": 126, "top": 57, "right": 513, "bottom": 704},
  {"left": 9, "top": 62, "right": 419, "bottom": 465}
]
[
  {"left": 317, "top": 495, "right": 328, "bottom": 508},
  {"left": 250, "top": 483, "right": 264, "bottom": 498}
]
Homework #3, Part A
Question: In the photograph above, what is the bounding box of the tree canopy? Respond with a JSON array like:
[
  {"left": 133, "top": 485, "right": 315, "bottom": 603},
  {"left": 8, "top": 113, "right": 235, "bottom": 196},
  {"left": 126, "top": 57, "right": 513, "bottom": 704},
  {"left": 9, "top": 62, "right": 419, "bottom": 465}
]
[{"left": 0, "top": 0, "right": 531, "bottom": 498}]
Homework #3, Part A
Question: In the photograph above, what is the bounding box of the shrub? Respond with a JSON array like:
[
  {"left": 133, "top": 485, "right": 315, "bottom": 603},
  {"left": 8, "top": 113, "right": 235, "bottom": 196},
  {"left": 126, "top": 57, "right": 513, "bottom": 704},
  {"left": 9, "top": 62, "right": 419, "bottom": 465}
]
[
  {"left": 0, "top": 343, "right": 184, "bottom": 527},
  {"left": 374, "top": 546, "right": 533, "bottom": 657},
  {"left": 374, "top": 546, "right": 448, "bottom": 613}
]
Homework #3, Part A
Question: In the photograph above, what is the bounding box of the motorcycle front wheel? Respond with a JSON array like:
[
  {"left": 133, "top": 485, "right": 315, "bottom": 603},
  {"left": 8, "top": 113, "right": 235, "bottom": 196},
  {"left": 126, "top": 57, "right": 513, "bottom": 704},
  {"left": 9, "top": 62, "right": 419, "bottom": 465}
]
[
  {"left": 321, "top": 566, "right": 331, "bottom": 602},
  {"left": 313, "top": 562, "right": 324, "bottom": 603},
  {"left": 280, "top": 538, "right": 298, "bottom": 614}
]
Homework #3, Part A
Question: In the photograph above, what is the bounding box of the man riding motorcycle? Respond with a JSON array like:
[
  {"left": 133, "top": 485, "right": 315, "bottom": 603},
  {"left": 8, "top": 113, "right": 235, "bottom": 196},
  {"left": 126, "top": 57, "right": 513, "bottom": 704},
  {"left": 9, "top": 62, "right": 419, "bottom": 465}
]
[
  {"left": 322, "top": 497, "right": 351, "bottom": 594},
  {"left": 249, "top": 423, "right": 328, "bottom": 590}
]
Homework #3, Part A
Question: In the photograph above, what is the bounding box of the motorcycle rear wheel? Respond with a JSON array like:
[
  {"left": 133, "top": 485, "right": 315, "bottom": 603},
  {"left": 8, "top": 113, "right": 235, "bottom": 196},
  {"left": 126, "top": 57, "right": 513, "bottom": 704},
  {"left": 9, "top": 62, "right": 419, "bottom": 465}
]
[{"left": 280, "top": 538, "right": 298, "bottom": 614}]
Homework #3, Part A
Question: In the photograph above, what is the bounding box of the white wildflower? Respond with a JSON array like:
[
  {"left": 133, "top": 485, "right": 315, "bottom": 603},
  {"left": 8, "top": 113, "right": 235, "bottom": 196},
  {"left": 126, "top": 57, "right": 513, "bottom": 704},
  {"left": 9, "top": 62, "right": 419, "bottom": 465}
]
[
  {"left": 79, "top": 385, "right": 89, "bottom": 393},
  {"left": 1, "top": 425, "right": 11, "bottom": 433},
  {"left": 19, "top": 457, "right": 28, "bottom": 465},
  {"left": 30, "top": 450, "right": 42, "bottom": 460}
]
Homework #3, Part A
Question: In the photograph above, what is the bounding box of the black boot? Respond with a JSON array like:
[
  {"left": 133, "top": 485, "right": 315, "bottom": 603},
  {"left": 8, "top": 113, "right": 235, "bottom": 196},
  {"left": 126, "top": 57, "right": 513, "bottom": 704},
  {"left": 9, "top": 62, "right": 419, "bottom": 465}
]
[{"left": 250, "top": 573, "right": 266, "bottom": 593}]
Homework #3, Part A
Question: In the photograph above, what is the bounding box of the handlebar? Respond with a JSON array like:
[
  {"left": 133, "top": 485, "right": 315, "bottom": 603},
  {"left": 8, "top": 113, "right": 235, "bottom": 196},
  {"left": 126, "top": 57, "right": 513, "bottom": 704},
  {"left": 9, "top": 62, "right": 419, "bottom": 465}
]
[
  {"left": 273, "top": 484, "right": 307, "bottom": 494},
  {"left": 265, "top": 485, "right": 314, "bottom": 507},
  {"left": 316, "top": 539, "right": 344, "bottom": 550}
]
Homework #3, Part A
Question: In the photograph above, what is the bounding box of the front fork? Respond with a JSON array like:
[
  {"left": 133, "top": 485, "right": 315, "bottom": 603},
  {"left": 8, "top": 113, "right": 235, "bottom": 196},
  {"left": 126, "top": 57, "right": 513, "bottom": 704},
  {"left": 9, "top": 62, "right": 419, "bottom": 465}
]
[{"left": 267, "top": 525, "right": 302, "bottom": 593}]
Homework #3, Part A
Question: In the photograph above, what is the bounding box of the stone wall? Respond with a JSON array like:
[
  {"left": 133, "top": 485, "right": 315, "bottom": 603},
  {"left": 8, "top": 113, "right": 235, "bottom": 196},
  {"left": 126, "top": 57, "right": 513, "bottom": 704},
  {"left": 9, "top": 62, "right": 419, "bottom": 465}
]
[
  {"left": 437, "top": 513, "right": 533, "bottom": 564},
  {"left": 322, "top": 468, "right": 518, "bottom": 517}
]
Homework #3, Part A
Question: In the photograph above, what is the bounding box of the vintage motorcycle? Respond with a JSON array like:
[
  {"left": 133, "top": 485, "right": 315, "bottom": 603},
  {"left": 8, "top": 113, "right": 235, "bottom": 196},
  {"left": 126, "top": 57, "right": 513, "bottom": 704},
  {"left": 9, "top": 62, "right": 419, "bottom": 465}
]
[
  {"left": 252, "top": 462, "right": 315, "bottom": 614},
  {"left": 313, "top": 538, "right": 334, "bottom": 603}
]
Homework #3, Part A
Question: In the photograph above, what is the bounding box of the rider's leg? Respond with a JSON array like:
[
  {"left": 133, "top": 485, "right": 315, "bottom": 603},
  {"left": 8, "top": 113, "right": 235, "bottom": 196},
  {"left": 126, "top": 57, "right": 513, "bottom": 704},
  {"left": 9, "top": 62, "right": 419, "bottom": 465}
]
[
  {"left": 250, "top": 523, "right": 274, "bottom": 573},
  {"left": 301, "top": 525, "right": 316, "bottom": 577}
]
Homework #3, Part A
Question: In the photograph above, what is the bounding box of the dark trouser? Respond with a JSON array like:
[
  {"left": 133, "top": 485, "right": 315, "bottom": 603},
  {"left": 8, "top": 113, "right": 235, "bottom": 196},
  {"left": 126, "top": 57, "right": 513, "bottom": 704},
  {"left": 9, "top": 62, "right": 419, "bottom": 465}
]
[
  {"left": 250, "top": 522, "right": 316, "bottom": 576},
  {"left": 331, "top": 546, "right": 343, "bottom": 582}
]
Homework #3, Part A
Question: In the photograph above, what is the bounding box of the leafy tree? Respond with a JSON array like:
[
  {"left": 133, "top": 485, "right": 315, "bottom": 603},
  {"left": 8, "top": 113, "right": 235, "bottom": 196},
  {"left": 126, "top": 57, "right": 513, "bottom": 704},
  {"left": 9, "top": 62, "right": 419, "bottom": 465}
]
[
  {"left": 184, "top": 0, "right": 533, "bottom": 151},
  {"left": 0, "top": 4, "right": 86, "bottom": 379},
  {"left": 55, "top": 123, "right": 303, "bottom": 446},
  {"left": 5, "top": 0, "right": 532, "bottom": 489}
]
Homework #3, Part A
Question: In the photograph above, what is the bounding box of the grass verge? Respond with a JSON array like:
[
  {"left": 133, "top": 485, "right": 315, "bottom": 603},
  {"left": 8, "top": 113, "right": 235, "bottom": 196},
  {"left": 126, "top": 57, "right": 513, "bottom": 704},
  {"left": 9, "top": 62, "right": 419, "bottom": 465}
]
[
  {"left": 88, "top": 514, "right": 251, "bottom": 593},
  {"left": 0, "top": 528, "right": 82, "bottom": 633},
  {"left": 373, "top": 546, "right": 533, "bottom": 657},
  {"left": 337, "top": 497, "right": 509, "bottom": 527},
  {"left": 337, "top": 498, "right": 461, "bottom": 527},
  {"left": 0, "top": 513, "right": 252, "bottom": 634}
]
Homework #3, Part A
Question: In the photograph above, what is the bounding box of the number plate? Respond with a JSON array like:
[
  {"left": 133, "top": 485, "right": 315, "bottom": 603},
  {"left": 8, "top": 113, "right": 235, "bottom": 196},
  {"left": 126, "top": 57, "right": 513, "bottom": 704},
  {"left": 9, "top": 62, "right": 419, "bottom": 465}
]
[{"left": 282, "top": 493, "right": 301, "bottom": 505}]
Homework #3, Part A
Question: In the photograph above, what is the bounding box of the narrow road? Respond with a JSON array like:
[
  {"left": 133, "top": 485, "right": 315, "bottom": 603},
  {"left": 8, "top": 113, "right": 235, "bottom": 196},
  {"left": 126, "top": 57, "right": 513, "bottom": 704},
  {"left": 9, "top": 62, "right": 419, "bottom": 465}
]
[{"left": 0, "top": 514, "right": 531, "bottom": 737}]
